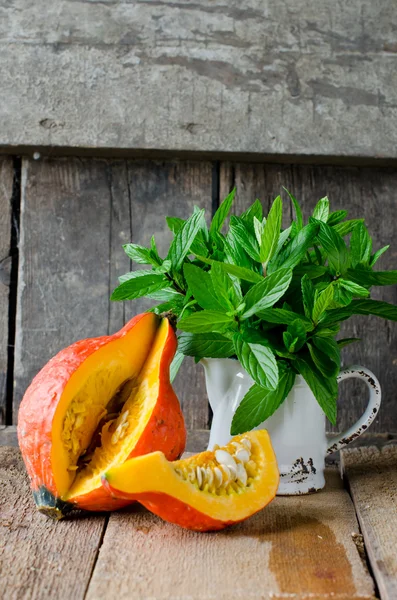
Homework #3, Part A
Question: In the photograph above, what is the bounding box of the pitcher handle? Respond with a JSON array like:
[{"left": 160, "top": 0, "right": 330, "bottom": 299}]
[{"left": 326, "top": 365, "right": 381, "bottom": 455}]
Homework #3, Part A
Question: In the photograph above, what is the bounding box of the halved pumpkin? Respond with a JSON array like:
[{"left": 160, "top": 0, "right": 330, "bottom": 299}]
[
  {"left": 18, "top": 313, "right": 186, "bottom": 519},
  {"left": 102, "top": 430, "right": 279, "bottom": 531}
]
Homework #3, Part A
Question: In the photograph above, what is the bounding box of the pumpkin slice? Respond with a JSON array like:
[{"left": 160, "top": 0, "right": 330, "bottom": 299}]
[
  {"left": 102, "top": 430, "right": 279, "bottom": 531},
  {"left": 18, "top": 313, "right": 186, "bottom": 519}
]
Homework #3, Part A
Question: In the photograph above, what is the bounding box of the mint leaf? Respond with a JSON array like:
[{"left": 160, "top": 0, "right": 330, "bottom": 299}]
[
  {"left": 347, "top": 268, "right": 397, "bottom": 286},
  {"left": 170, "top": 351, "right": 184, "bottom": 383},
  {"left": 332, "top": 283, "right": 353, "bottom": 307},
  {"left": 312, "top": 283, "right": 335, "bottom": 324},
  {"left": 210, "top": 188, "right": 236, "bottom": 235},
  {"left": 295, "top": 356, "right": 338, "bottom": 424},
  {"left": 242, "top": 268, "right": 293, "bottom": 319},
  {"left": 183, "top": 263, "right": 225, "bottom": 311},
  {"left": 301, "top": 274, "right": 315, "bottom": 319},
  {"left": 369, "top": 245, "right": 390, "bottom": 267},
  {"left": 233, "top": 334, "right": 279, "bottom": 390},
  {"left": 167, "top": 209, "right": 205, "bottom": 271},
  {"left": 211, "top": 263, "right": 238, "bottom": 309},
  {"left": 283, "top": 187, "right": 303, "bottom": 230},
  {"left": 231, "top": 362, "right": 295, "bottom": 434},
  {"left": 260, "top": 195, "right": 282, "bottom": 266},
  {"left": 178, "top": 332, "right": 234, "bottom": 358},
  {"left": 166, "top": 216, "right": 185, "bottom": 234},
  {"left": 195, "top": 256, "right": 262, "bottom": 284},
  {"left": 308, "top": 342, "right": 339, "bottom": 378},
  {"left": 321, "top": 299, "right": 397, "bottom": 326},
  {"left": 123, "top": 243, "right": 158, "bottom": 265},
  {"left": 339, "top": 279, "right": 370, "bottom": 298},
  {"left": 255, "top": 307, "right": 313, "bottom": 331},
  {"left": 317, "top": 221, "right": 349, "bottom": 275},
  {"left": 332, "top": 219, "right": 364, "bottom": 237},
  {"left": 312, "top": 197, "right": 329, "bottom": 222},
  {"left": 269, "top": 223, "right": 318, "bottom": 273},
  {"left": 283, "top": 319, "right": 306, "bottom": 352},
  {"left": 111, "top": 273, "right": 169, "bottom": 301},
  {"left": 350, "top": 222, "right": 372, "bottom": 266},
  {"left": 313, "top": 336, "right": 341, "bottom": 371},
  {"left": 240, "top": 199, "right": 263, "bottom": 224},
  {"left": 294, "top": 265, "right": 328, "bottom": 279},
  {"left": 327, "top": 210, "right": 348, "bottom": 226},
  {"left": 178, "top": 310, "right": 235, "bottom": 333},
  {"left": 229, "top": 216, "right": 261, "bottom": 262}
]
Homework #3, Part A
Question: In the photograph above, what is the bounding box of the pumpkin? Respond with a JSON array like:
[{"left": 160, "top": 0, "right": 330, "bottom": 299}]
[
  {"left": 102, "top": 430, "right": 279, "bottom": 531},
  {"left": 18, "top": 313, "right": 186, "bottom": 519}
]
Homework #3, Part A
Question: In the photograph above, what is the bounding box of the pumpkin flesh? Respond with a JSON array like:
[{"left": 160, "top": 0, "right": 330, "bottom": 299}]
[{"left": 102, "top": 430, "right": 279, "bottom": 531}]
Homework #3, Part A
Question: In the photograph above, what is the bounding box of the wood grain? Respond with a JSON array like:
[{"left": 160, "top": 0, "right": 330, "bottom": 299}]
[
  {"left": 86, "top": 470, "right": 374, "bottom": 600},
  {"left": 220, "top": 162, "right": 397, "bottom": 433},
  {"left": 0, "top": 158, "right": 13, "bottom": 423},
  {"left": 0, "top": 1, "right": 396, "bottom": 159},
  {"left": 13, "top": 158, "right": 213, "bottom": 429},
  {"left": 342, "top": 446, "right": 397, "bottom": 600},
  {"left": 0, "top": 447, "right": 106, "bottom": 600}
]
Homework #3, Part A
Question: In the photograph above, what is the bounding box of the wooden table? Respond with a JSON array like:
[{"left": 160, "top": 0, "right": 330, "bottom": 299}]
[{"left": 1, "top": 434, "right": 396, "bottom": 600}]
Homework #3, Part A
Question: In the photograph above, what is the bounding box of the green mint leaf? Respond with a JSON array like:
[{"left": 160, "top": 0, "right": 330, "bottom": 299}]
[
  {"left": 183, "top": 263, "right": 225, "bottom": 311},
  {"left": 253, "top": 216, "right": 264, "bottom": 246},
  {"left": 150, "top": 236, "right": 161, "bottom": 262},
  {"left": 295, "top": 356, "right": 338, "bottom": 424},
  {"left": 170, "top": 351, "right": 184, "bottom": 383},
  {"left": 283, "top": 187, "right": 303, "bottom": 230},
  {"left": 312, "top": 283, "right": 335, "bottom": 324},
  {"left": 229, "top": 216, "right": 261, "bottom": 262},
  {"left": 111, "top": 273, "right": 169, "bottom": 301},
  {"left": 275, "top": 226, "right": 292, "bottom": 256},
  {"left": 178, "top": 332, "right": 235, "bottom": 358},
  {"left": 154, "top": 259, "right": 172, "bottom": 274},
  {"left": 269, "top": 223, "right": 318, "bottom": 273},
  {"left": 337, "top": 337, "right": 360, "bottom": 348},
  {"left": 167, "top": 209, "right": 205, "bottom": 271},
  {"left": 347, "top": 267, "right": 397, "bottom": 286},
  {"left": 255, "top": 308, "right": 313, "bottom": 331},
  {"left": 369, "top": 245, "right": 390, "bottom": 267},
  {"left": 231, "top": 362, "right": 295, "bottom": 434},
  {"left": 240, "top": 199, "right": 263, "bottom": 224},
  {"left": 210, "top": 263, "right": 236, "bottom": 310},
  {"left": 314, "top": 324, "right": 340, "bottom": 337},
  {"left": 316, "top": 220, "right": 349, "bottom": 275},
  {"left": 123, "top": 243, "right": 157, "bottom": 265},
  {"left": 195, "top": 255, "right": 262, "bottom": 284},
  {"left": 350, "top": 222, "right": 372, "bottom": 267},
  {"left": 260, "top": 195, "right": 282, "bottom": 266},
  {"left": 242, "top": 268, "right": 293, "bottom": 319},
  {"left": 312, "top": 197, "right": 329, "bottom": 222},
  {"left": 313, "top": 336, "right": 341, "bottom": 371},
  {"left": 327, "top": 210, "right": 348, "bottom": 226},
  {"left": 308, "top": 341, "right": 339, "bottom": 378},
  {"left": 283, "top": 319, "right": 306, "bottom": 352},
  {"left": 210, "top": 188, "right": 236, "bottom": 235},
  {"left": 178, "top": 310, "right": 235, "bottom": 333},
  {"left": 233, "top": 334, "right": 279, "bottom": 390},
  {"left": 294, "top": 265, "right": 328, "bottom": 279},
  {"left": 349, "top": 299, "right": 397, "bottom": 321},
  {"left": 332, "top": 219, "right": 364, "bottom": 237},
  {"left": 166, "top": 216, "right": 185, "bottom": 234},
  {"left": 339, "top": 279, "right": 370, "bottom": 298},
  {"left": 332, "top": 283, "right": 353, "bottom": 307},
  {"left": 301, "top": 274, "right": 315, "bottom": 319}
]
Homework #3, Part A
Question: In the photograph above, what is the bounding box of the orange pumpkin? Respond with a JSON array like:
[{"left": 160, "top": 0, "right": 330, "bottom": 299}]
[
  {"left": 102, "top": 430, "right": 279, "bottom": 531},
  {"left": 18, "top": 313, "right": 186, "bottom": 519}
]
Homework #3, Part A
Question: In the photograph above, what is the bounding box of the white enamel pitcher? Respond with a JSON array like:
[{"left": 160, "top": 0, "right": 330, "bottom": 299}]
[{"left": 201, "top": 358, "right": 381, "bottom": 495}]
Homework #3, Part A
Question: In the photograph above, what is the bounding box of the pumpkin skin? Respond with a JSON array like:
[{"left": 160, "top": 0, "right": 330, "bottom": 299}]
[
  {"left": 102, "top": 430, "right": 279, "bottom": 532},
  {"left": 18, "top": 313, "right": 186, "bottom": 519}
]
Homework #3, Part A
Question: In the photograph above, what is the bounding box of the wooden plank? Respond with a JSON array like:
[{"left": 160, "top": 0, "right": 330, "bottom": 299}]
[
  {"left": 0, "top": 1, "right": 396, "bottom": 160},
  {"left": 14, "top": 158, "right": 213, "bottom": 429},
  {"left": 123, "top": 160, "right": 213, "bottom": 430},
  {"left": 14, "top": 158, "right": 117, "bottom": 419},
  {"left": 86, "top": 470, "right": 374, "bottom": 600},
  {"left": 0, "top": 446, "right": 106, "bottom": 600},
  {"left": 342, "top": 446, "right": 397, "bottom": 600},
  {"left": 0, "top": 158, "right": 13, "bottom": 423},
  {"left": 220, "top": 162, "right": 397, "bottom": 433}
]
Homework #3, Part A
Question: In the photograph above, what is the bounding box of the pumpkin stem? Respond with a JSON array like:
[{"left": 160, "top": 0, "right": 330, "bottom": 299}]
[{"left": 33, "top": 487, "right": 74, "bottom": 521}]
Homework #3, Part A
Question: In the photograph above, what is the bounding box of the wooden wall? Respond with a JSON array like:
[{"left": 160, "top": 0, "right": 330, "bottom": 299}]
[{"left": 1, "top": 156, "right": 396, "bottom": 433}]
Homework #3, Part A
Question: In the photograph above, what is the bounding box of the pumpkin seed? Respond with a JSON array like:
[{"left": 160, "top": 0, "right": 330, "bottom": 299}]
[
  {"left": 235, "top": 449, "right": 250, "bottom": 464},
  {"left": 215, "top": 449, "right": 237, "bottom": 469}
]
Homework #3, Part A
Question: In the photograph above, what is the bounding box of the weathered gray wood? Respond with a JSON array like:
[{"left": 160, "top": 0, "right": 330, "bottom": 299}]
[
  {"left": 0, "top": 159, "right": 13, "bottom": 424},
  {"left": 0, "top": 446, "right": 106, "bottom": 600},
  {"left": 86, "top": 470, "right": 374, "bottom": 600},
  {"left": 123, "top": 160, "right": 213, "bottom": 430},
  {"left": 14, "top": 158, "right": 213, "bottom": 429},
  {"left": 342, "top": 446, "right": 397, "bottom": 600},
  {"left": 220, "top": 163, "right": 397, "bottom": 433},
  {"left": 0, "top": 1, "right": 396, "bottom": 160}
]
